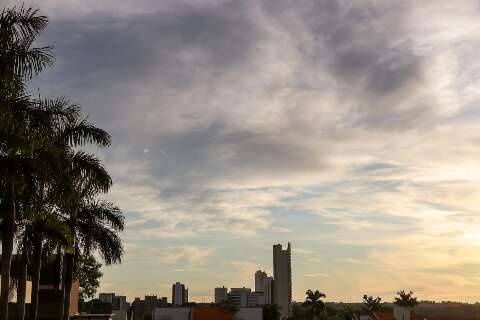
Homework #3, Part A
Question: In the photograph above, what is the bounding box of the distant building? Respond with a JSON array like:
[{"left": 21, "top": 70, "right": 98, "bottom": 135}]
[
  {"left": 172, "top": 282, "right": 188, "bottom": 306},
  {"left": 131, "top": 295, "right": 167, "bottom": 320},
  {"left": 99, "top": 293, "right": 115, "bottom": 304},
  {"left": 263, "top": 276, "right": 273, "bottom": 304},
  {"left": 214, "top": 287, "right": 228, "bottom": 304},
  {"left": 228, "top": 287, "right": 251, "bottom": 308},
  {"left": 98, "top": 292, "right": 129, "bottom": 320},
  {"left": 255, "top": 270, "right": 267, "bottom": 293},
  {"left": 273, "top": 242, "right": 292, "bottom": 318},
  {"left": 247, "top": 292, "right": 265, "bottom": 307}
]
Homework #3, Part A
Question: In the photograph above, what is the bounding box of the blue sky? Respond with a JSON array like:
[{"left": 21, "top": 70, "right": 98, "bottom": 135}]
[{"left": 8, "top": 0, "right": 480, "bottom": 302}]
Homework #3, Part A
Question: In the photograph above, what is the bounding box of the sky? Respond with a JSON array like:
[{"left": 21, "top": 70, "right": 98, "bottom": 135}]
[{"left": 6, "top": 0, "right": 480, "bottom": 303}]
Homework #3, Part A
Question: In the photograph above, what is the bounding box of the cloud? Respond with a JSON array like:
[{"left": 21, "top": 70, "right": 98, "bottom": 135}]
[{"left": 14, "top": 0, "right": 480, "bottom": 302}]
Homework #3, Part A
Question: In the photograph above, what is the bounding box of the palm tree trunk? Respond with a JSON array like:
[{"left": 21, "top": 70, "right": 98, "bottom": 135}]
[
  {"left": 16, "top": 254, "right": 27, "bottom": 320},
  {"left": 62, "top": 252, "right": 74, "bottom": 320},
  {"left": 30, "top": 234, "right": 43, "bottom": 320},
  {"left": 58, "top": 253, "right": 66, "bottom": 320},
  {"left": 0, "top": 182, "right": 15, "bottom": 320}
]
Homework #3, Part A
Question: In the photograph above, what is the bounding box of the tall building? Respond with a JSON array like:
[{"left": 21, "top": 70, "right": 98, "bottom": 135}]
[
  {"left": 228, "top": 287, "right": 251, "bottom": 308},
  {"left": 214, "top": 287, "right": 228, "bottom": 304},
  {"left": 172, "top": 282, "right": 188, "bottom": 306},
  {"left": 263, "top": 276, "right": 273, "bottom": 304},
  {"left": 255, "top": 270, "right": 267, "bottom": 292},
  {"left": 273, "top": 242, "right": 292, "bottom": 318}
]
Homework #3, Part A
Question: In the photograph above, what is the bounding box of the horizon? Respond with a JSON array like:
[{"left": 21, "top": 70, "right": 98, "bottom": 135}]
[{"left": 5, "top": 0, "right": 480, "bottom": 305}]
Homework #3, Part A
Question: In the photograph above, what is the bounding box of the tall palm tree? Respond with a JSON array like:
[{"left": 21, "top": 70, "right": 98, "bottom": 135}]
[
  {"left": 0, "top": 7, "right": 53, "bottom": 320},
  {"left": 303, "top": 289, "right": 326, "bottom": 320},
  {"left": 59, "top": 182, "right": 124, "bottom": 320}
]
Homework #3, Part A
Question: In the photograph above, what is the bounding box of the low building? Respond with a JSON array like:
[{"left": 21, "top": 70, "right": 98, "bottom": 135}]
[
  {"left": 132, "top": 295, "right": 168, "bottom": 320},
  {"left": 215, "top": 287, "right": 228, "bottom": 304},
  {"left": 228, "top": 288, "right": 251, "bottom": 308},
  {"left": 247, "top": 292, "right": 265, "bottom": 307}
]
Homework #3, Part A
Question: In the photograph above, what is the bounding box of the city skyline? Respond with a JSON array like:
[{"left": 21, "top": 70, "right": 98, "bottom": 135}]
[{"left": 6, "top": 0, "right": 480, "bottom": 304}]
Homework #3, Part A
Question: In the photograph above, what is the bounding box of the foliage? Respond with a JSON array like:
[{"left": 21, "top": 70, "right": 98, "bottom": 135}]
[
  {"left": 394, "top": 290, "right": 418, "bottom": 308},
  {"left": 362, "top": 295, "right": 383, "bottom": 313},
  {"left": 76, "top": 254, "right": 103, "bottom": 302},
  {"left": 304, "top": 289, "right": 327, "bottom": 320},
  {"left": 341, "top": 306, "right": 356, "bottom": 320},
  {"left": 216, "top": 299, "right": 239, "bottom": 314},
  {"left": 0, "top": 5, "right": 124, "bottom": 320},
  {"left": 263, "top": 304, "right": 281, "bottom": 320}
]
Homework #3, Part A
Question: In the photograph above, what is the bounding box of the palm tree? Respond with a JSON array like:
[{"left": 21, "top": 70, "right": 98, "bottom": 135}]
[
  {"left": 394, "top": 290, "right": 418, "bottom": 309},
  {"left": 362, "top": 295, "right": 383, "bottom": 317},
  {"left": 0, "top": 6, "right": 53, "bottom": 320},
  {"left": 61, "top": 200, "right": 124, "bottom": 320},
  {"left": 52, "top": 144, "right": 123, "bottom": 320},
  {"left": 303, "top": 289, "right": 326, "bottom": 320}
]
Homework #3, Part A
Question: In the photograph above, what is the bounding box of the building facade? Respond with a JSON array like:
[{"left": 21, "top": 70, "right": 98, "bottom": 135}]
[
  {"left": 172, "top": 282, "right": 188, "bottom": 306},
  {"left": 254, "top": 270, "right": 267, "bottom": 293},
  {"left": 227, "top": 287, "right": 251, "bottom": 308},
  {"left": 214, "top": 287, "right": 228, "bottom": 304},
  {"left": 263, "top": 276, "right": 273, "bottom": 305},
  {"left": 273, "top": 242, "right": 292, "bottom": 318},
  {"left": 132, "top": 295, "right": 168, "bottom": 320}
]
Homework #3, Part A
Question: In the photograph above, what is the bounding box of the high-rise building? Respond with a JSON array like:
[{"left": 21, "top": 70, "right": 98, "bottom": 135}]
[
  {"left": 255, "top": 270, "right": 267, "bottom": 292},
  {"left": 214, "top": 287, "right": 228, "bottom": 304},
  {"left": 172, "top": 282, "right": 188, "bottom": 306},
  {"left": 263, "top": 276, "right": 273, "bottom": 304},
  {"left": 273, "top": 242, "right": 292, "bottom": 318},
  {"left": 228, "top": 287, "right": 251, "bottom": 308}
]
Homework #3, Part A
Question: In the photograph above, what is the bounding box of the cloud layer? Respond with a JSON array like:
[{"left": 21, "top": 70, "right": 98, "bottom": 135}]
[{"left": 13, "top": 0, "right": 480, "bottom": 302}]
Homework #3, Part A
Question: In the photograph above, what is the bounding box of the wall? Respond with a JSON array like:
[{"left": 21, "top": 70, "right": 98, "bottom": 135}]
[
  {"left": 235, "top": 308, "right": 263, "bottom": 320},
  {"left": 393, "top": 306, "right": 411, "bottom": 320},
  {"left": 153, "top": 308, "right": 192, "bottom": 320},
  {"left": 194, "top": 306, "right": 233, "bottom": 320}
]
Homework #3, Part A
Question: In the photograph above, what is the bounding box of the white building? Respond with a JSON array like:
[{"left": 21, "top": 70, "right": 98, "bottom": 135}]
[
  {"left": 214, "top": 287, "right": 228, "bottom": 304},
  {"left": 172, "top": 282, "right": 188, "bottom": 306},
  {"left": 228, "top": 287, "right": 251, "bottom": 308},
  {"left": 263, "top": 276, "right": 273, "bottom": 304},
  {"left": 273, "top": 242, "right": 292, "bottom": 318}
]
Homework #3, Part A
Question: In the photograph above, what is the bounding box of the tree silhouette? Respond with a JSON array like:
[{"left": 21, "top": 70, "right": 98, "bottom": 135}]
[
  {"left": 303, "top": 289, "right": 326, "bottom": 320},
  {"left": 263, "top": 304, "right": 281, "bottom": 320},
  {"left": 394, "top": 290, "right": 418, "bottom": 308},
  {"left": 363, "top": 295, "right": 383, "bottom": 312}
]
